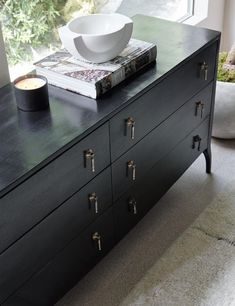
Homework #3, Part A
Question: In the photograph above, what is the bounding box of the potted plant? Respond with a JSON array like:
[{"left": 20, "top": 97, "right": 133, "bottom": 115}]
[{"left": 212, "top": 43, "right": 235, "bottom": 138}]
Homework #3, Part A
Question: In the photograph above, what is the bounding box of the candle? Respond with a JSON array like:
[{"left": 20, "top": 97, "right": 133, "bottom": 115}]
[
  {"left": 15, "top": 77, "right": 46, "bottom": 90},
  {"left": 14, "top": 74, "right": 49, "bottom": 112}
]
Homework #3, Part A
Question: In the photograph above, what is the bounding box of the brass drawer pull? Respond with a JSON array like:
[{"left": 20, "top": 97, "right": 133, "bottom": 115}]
[
  {"left": 195, "top": 101, "right": 204, "bottom": 118},
  {"left": 92, "top": 232, "right": 102, "bottom": 251},
  {"left": 89, "top": 192, "right": 98, "bottom": 214},
  {"left": 126, "top": 117, "right": 135, "bottom": 140},
  {"left": 84, "top": 149, "right": 95, "bottom": 172},
  {"left": 128, "top": 197, "right": 137, "bottom": 215},
  {"left": 200, "top": 61, "right": 208, "bottom": 81},
  {"left": 192, "top": 135, "right": 202, "bottom": 151},
  {"left": 127, "top": 160, "right": 136, "bottom": 181}
]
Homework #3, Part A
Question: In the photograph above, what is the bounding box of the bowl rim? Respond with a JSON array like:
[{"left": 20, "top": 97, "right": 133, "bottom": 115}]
[{"left": 67, "top": 13, "right": 132, "bottom": 37}]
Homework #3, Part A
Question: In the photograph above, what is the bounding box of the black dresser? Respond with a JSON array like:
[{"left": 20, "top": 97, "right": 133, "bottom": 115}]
[{"left": 0, "top": 15, "right": 220, "bottom": 305}]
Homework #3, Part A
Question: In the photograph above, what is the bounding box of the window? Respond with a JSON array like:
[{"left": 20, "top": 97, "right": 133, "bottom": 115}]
[
  {"left": 103, "top": 0, "right": 194, "bottom": 22},
  {"left": 0, "top": 0, "right": 201, "bottom": 80},
  {"left": 0, "top": 0, "right": 105, "bottom": 79}
]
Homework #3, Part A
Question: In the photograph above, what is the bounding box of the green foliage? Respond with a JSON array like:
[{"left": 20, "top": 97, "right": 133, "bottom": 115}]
[
  {"left": 217, "top": 52, "right": 235, "bottom": 83},
  {"left": 63, "top": 0, "right": 95, "bottom": 21},
  {"left": 0, "top": 0, "right": 108, "bottom": 64},
  {"left": 0, "top": 0, "right": 67, "bottom": 64},
  {"left": 62, "top": 0, "right": 107, "bottom": 21}
]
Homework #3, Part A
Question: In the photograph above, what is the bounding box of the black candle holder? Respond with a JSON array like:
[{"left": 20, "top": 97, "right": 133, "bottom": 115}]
[{"left": 13, "top": 74, "right": 49, "bottom": 112}]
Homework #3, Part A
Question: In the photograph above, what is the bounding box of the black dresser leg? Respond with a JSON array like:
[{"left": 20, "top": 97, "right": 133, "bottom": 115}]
[{"left": 203, "top": 147, "right": 212, "bottom": 174}]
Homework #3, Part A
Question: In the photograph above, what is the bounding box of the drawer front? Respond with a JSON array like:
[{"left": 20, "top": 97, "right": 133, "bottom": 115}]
[
  {"left": 3, "top": 207, "right": 115, "bottom": 306},
  {"left": 110, "top": 42, "right": 217, "bottom": 160},
  {"left": 0, "top": 167, "right": 112, "bottom": 303},
  {"left": 0, "top": 123, "right": 110, "bottom": 254},
  {"left": 112, "top": 83, "right": 213, "bottom": 200},
  {"left": 114, "top": 118, "right": 210, "bottom": 241}
]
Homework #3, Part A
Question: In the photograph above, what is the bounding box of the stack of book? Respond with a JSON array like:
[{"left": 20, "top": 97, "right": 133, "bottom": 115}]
[{"left": 34, "top": 38, "right": 157, "bottom": 99}]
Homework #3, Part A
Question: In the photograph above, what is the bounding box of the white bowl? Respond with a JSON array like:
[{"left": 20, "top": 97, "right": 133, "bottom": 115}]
[{"left": 58, "top": 13, "right": 133, "bottom": 63}]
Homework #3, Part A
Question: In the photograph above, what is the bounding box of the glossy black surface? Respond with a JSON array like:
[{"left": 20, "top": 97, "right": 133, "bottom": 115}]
[
  {"left": 114, "top": 118, "right": 210, "bottom": 241},
  {"left": 110, "top": 41, "right": 217, "bottom": 160},
  {"left": 0, "top": 15, "right": 220, "bottom": 198},
  {"left": 0, "top": 15, "right": 220, "bottom": 305},
  {"left": 0, "top": 168, "right": 112, "bottom": 302},
  {"left": 112, "top": 83, "right": 213, "bottom": 200},
  {"left": 0, "top": 123, "right": 110, "bottom": 254},
  {"left": 3, "top": 206, "right": 115, "bottom": 306}
]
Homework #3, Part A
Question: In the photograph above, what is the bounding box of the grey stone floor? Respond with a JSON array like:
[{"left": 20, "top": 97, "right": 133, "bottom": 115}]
[{"left": 57, "top": 138, "right": 235, "bottom": 306}]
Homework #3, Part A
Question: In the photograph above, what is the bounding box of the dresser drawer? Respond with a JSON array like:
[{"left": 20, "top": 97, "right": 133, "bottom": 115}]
[
  {"left": 114, "top": 118, "right": 210, "bottom": 241},
  {"left": 0, "top": 167, "right": 112, "bottom": 303},
  {"left": 110, "top": 42, "right": 217, "bottom": 160},
  {"left": 112, "top": 83, "right": 213, "bottom": 200},
  {"left": 3, "top": 206, "right": 115, "bottom": 306},
  {"left": 0, "top": 123, "right": 110, "bottom": 253}
]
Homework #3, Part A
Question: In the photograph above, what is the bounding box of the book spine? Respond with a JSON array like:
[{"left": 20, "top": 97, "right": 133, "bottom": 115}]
[{"left": 95, "top": 45, "right": 157, "bottom": 98}]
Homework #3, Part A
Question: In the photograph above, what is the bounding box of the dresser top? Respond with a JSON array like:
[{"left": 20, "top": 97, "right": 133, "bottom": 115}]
[{"left": 0, "top": 15, "right": 220, "bottom": 198}]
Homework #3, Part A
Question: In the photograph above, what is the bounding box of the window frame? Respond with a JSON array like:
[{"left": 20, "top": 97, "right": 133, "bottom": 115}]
[
  {"left": 183, "top": 0, "right": 209, "bottom": 25},
  {"left": 0, "top": 0, "right": 211, "bottom": 87},
  {"left": 177, "top": 0, "right": 195, "bottom": 23},
  {"left": 0, "top": 21, "right": 10, "bottom": 88}
]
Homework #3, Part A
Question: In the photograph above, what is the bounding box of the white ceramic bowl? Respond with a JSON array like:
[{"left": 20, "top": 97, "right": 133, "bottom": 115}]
[{"left": 58, "top": 13, "right": 133, "bottom": 63}]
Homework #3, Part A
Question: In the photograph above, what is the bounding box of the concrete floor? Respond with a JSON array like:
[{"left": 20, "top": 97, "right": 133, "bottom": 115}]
[{"left": 57, "top": 138, "right": 235, "bottom": 306}]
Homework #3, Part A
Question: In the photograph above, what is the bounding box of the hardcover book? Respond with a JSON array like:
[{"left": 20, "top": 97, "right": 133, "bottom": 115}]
[{"left": 34, "top": 38, "right": 157, "bottom": 99}]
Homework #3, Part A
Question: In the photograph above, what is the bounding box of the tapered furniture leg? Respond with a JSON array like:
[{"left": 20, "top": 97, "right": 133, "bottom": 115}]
[{"left": 203, "top": 147, "right": 212, "bottom": 174}]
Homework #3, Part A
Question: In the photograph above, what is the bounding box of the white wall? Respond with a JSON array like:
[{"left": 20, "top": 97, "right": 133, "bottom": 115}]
[
  {"left": 196, "top": 0, "right": 235, "bottom": 52},
  {"left": 0, "top": 22, "right": 10, "bottom": 88},
  {"left": 197, "top": 0, "right": 225, "bottom": 32},
  {"left": 223, "top": 0, "right": 235, "bottom": 51}
]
